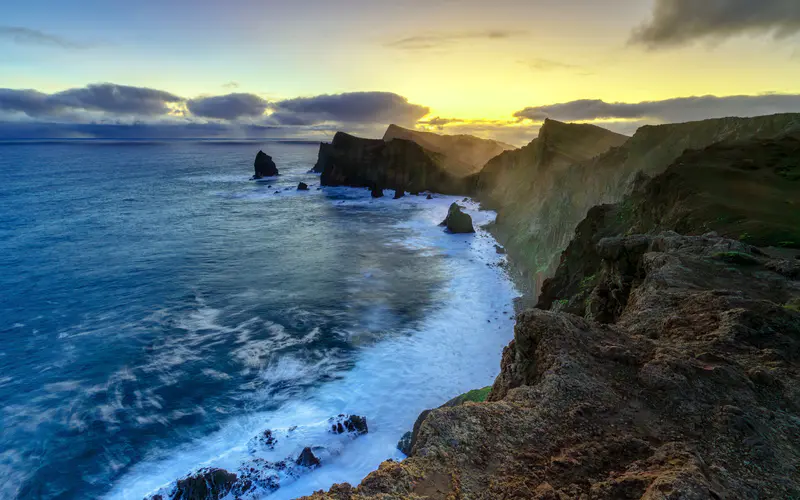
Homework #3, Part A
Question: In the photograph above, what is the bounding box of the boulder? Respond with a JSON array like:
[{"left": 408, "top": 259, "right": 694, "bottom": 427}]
[
  {"left": 253, "top": 150, "right": 279, "bottom": 178},
  {"left": 371, "top": 186, "right": 384, "bottom": 198},
  {"left": 297, "top": 182, "right": 309, "bottom": 191},
  {"left": 296, "top": 447, "right": 321, "bottom": 468},
  {"left": 426, "top": 194, "right": 433, "bottom": 200},
  {"left": 440, "top": 203, "right": 475, "bottom": 234},
  {"left": 330, "top": 415, "right": 368, "bottom": 436},
  {"left": 172, "top": 468, "right": 238, "bottom": 500}
]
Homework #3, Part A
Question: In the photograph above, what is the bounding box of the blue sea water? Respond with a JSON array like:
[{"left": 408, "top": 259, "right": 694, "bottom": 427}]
[{"left": 0, "top": 140, "right": 517, "bottom": 499}]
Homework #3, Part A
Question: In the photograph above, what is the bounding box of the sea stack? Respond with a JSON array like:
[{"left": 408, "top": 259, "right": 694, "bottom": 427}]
[
  {"left": 253, "top": 150, "right": 279, "bottom": 179},
  {"left": 440, "top": 203, "right": 475, "bottom": 234}
]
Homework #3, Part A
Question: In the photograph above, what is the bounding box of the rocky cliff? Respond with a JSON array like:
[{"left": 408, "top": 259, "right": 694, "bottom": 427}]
[
  {"left": 316, "top": 131, "right": 468, "bottom": 195},
  {"left": 383, "top": 124, "right": 515, "bottom": 178},
  {"left": 475, "top": 114, "right": 800, "bottom": 297},
  {"left": 303, "top": 133, "right": 800, "bottom": 499}
]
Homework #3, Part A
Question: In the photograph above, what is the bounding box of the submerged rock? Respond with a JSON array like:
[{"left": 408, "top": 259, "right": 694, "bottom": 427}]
[
  {"left": 296, "top": 447, "right": 321, "bottom": 468},
  {"left": 426, "top": 194, "right": 433, "bottom": 200},
  {"left": 253, "top": 150, "right": 279, "bottom": 179},
  {"left": 297, "top": 182, "right": 309, "bottom": 191},
  {"left": 440, "top": 203, "right": 475, "bottom": 234}
]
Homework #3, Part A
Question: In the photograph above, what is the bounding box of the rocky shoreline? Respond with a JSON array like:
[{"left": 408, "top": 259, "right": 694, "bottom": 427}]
[
  {"left": 299, "top": 118, "right": 800, "bottom": 498},
  {"left": 157, "top": 115, "right": 799, "bottom": 499}
]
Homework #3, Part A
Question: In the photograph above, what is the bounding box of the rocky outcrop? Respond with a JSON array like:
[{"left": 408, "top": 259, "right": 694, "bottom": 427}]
[
  {"left": 253, "top": 150, "right": 278, "bottom": 178},
  {"left": 439, "top": 203, "right": 475, "bottom": 234},
  {"left": 145, "top": 415, "right": 369, "bottom": 500},
  {"left": 297, "top": 182, "right": 309, "bottom": 191},
  {"left": 301, "top": 134, "right": 800, "bottom": 499},
  {"left": 311, "top": 143, "right": 334, "bottom": 173},
  {"left": 472, "top": 114, "right": 800, "bottom": 296},
  {"left": 317, "top": 132, "right": 468, "bottom": 195},
  {"left": 383, "top": 124, "right": 515, "bottom": 177}
]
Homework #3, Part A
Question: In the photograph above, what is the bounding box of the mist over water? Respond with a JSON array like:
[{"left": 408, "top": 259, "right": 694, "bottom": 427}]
[{"left": 0, "top": 140, "right": 517, "bottom": 499}]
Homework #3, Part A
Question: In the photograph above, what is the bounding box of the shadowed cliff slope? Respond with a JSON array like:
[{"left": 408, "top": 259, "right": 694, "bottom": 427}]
[
  {"left": 302, "top": 135, "right": 800, "bottom": 500},
  {"left": 383, "top": 124, "right": 515, "bottom": 178},
  {"left": 476, "top": 114, "right": 800, "bottom": 296}
]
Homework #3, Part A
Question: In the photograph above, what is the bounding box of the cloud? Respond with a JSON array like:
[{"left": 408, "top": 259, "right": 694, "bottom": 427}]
[
  {"left": 631, "top": 0, "right": 800, "bottom": 48},
  {"left": 0, "top": 26, "right": 89, "bottom": 49},
  {"left": 187, "top": 93, "right": 270, "bottom": 120},
  {"left": 0, "top": 84, "right": 183, "bottom": 117},
  {"left": 270, "top": 92, "right": 429, "bottom": 125},
  {"left": 514, "top": 94, "right": 800, "bottom": 124},
  {"left": 222, "top": 82, "right": 240, "bottom": 89},
  {"left": 385, "top": 29, "right": 527, "bottom": 50},
  {"left": 524, "top": 58, "right": 580, "bottom": 72}
]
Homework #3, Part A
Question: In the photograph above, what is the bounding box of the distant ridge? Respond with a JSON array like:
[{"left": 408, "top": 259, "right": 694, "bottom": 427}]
[{"left": 383, "top": 124, "right": 515, "bottom": 177}]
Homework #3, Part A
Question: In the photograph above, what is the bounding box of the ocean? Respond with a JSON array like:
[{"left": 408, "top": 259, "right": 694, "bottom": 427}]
[{"left": 0, "top": 140, "right": 517, "bottom": 499}]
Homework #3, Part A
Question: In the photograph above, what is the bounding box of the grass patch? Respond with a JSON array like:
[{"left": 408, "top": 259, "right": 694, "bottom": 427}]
[
  {"left": 785, "top": 298, "right": 800, "bottom": 313},
  {"left": 445, "top": 386, "right": 493, "bottom": 407},
  {"left": 712, "top": 251, "right": 760, "bottom": 266}
]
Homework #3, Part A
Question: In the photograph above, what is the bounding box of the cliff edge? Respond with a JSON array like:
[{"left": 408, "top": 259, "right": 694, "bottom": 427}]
[{"left": 302, "top": 134, "right": 800, "bottom": 499}]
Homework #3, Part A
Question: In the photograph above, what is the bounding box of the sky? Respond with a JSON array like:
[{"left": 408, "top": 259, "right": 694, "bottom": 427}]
[{"left": 2, "top": 0, "right": 800, "bottom": 144}]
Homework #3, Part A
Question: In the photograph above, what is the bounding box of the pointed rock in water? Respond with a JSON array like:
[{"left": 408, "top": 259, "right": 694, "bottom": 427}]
[
  {"left": 297, "top": 182, "right": 309, "bottom": 191},
  {"left": 441, "top": 203, "right": 475, "bottom": 234},
  {"left": 296, "top": 447, "right": 321, "bottom": 468},
  {"left": 371, "top": 186, "right": 384, "bottom": 198},
  {"left": 253, "top": 150, "right": 279, "bottom": 179}
]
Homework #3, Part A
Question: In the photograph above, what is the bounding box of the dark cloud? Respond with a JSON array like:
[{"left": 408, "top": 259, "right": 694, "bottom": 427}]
[
  {"left": 514, "top": 94, "right": 800, "bottom": 123},
  {"left": 271, "top": 92, "right": 429, "bottom": 125},
  {"left": 187, "top": 93, "right": 269, "bottom": 120},
  {"left": 631, "top": 0, "right": 800, "bottom": 48},
  {"left": 420, "top": 116, "right": 464, "bottom": 128},
  {"left": 52, "top": 84, "right": 183, "bottom": 115},
  {"left": 0, "top": 26, "right": 89, "bottom": 49},
  {"left": 0, "top": 121, "right": 282, "bottom": 140},
  {"left": 0, "top": 89, "right": 51, "bottom": 116},
  {"left": 385, "top": 30, "right": 527, "bottom": 50},
  {"left": 0, "top": 84, "right": 183, "bottom": 117}
]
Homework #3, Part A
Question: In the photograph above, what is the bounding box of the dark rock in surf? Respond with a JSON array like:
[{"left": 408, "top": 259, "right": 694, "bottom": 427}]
[
  {"left": 296, "top": 447, "right": 321, "bottom": 468},
  {"left": 297, "top": 182, "right": 309, "bottom": 191},
  {"left": 426, "top": 194, "right": 433, "bottom": 200},
  {"left": 330, "top": 414, "right": 369, "bottom": 436},
  {"left": 253, "top": 150, "right": 279, "bottom": 179},
  {"left": 440, "top": 203, "right": 475, "bottom": 234},
  {"left": 371, "top": 186, "right": 384, "bottom": 198},
  {"left": 394, "top": 189, "right": 405, "bottom": 199},
  {"left": 172, "top": 468, "right": 238, "bottom": 500}
]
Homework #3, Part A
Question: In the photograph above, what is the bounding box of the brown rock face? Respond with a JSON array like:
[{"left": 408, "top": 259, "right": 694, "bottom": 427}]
[{"left": 317, "top": 132, "right": 468, "bottom": 195}]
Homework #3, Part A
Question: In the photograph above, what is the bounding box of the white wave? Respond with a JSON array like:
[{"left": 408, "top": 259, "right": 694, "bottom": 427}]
[{"left": 105, "top": 190, "right": 518, "bottom": 500}]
